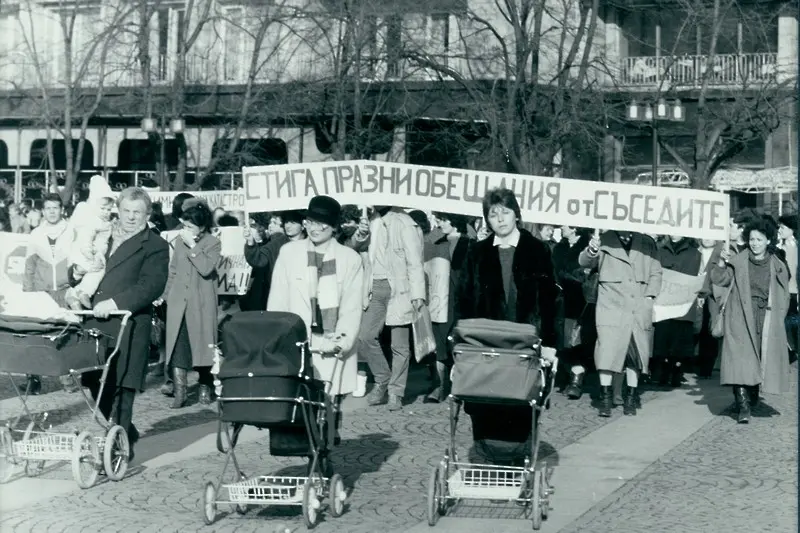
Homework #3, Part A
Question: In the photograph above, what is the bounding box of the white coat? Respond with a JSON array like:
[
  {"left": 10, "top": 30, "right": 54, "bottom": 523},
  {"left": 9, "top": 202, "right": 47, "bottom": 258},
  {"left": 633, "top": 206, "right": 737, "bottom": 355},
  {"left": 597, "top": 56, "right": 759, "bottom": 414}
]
[{"left": 267, "top": 239, "right": 364, "bottom": 395}]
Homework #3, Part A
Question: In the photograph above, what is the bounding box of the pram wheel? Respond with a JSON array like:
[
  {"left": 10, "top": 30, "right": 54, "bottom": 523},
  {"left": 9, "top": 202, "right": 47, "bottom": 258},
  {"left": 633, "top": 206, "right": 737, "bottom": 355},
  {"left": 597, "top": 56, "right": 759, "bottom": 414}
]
[
  {"left": 302, "top": 476, "right": 321, "bottom": 528},
  {"left": 531, "top": 470, "right": 543, "bottom": 530},
  {"left": 0, "top": 427, "right": 16, "bottom": 483},
  {"left": 103, "top": 425, "right": 130, "bottom": 481},
  {"left": 22, "top": 422, "right": 45, "bottom": 477},
  {"left": 426, "top": 464, "right": 445, "bottom": 526},
  {"left": 329, "top": 473, "right": 346, "bottom": 517},
  {"left": 202, "top": 481, "right": 218, "bottom": 525},
  {"left": 71, "top": 431, "right": 100, "bottom": 489}
]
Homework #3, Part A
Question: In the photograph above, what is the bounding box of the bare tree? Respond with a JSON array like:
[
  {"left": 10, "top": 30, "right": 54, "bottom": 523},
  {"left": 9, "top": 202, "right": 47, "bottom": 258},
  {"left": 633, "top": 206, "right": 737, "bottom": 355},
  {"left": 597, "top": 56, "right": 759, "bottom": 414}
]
[
  {"left": 401, "top": 0, "right": 610, "bottom": 176},
  {"left": 624, "top": 0, "right": 797, "bottom": 189},
  {"left": 12, "top": 0, "right": 136, "bottom": 202}
]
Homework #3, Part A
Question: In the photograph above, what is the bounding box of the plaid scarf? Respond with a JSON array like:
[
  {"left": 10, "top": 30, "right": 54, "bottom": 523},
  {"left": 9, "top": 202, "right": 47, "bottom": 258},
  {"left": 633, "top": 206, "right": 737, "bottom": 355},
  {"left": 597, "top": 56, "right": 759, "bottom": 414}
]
[{"left": 307, "top": 240, "right": 339, "bottom": 335}]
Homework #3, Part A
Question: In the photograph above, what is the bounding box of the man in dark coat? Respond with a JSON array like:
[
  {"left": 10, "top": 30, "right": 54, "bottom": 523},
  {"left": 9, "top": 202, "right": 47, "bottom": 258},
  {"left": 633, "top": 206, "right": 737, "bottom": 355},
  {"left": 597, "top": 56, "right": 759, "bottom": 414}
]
[{"left": 79, "top": 187, "right": 170, "bottom": 462}]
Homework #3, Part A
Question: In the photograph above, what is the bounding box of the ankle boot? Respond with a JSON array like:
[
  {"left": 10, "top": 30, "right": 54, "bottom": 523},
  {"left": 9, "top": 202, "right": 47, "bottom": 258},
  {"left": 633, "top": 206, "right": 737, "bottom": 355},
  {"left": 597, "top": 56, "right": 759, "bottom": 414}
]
[
  {"left": 733, "top": 386, "right": 750, "bottom": 423},
  {"left": 612, "top": 373, "right": 624, "bottom": 406},
  {"left": 598, "top": 386, "right": 613, "bottom": 417},
  {"left": 623, "top": 386, "right": 638, "bottom": 415},
  {"left": 160, "top": 376, "right": 174, "bottom": 397},
  {"left": 564, "top": 372, "right": 584, "bottom": 399},
  {"left": 170, "top": 368, "right": 188, "bottom": 409},
  {"left": 198, "top": 384, "right": 213, "bottom": 405},
  {"left": 746, "top": 385, "right": 759, "bottom": 408},
  {"left": 425, "top": 363, "right": 446, "bottom": 403},
  {"left": 670, "top": 363, "right": 684, "bottom": 388},
  {"left": 658, "top": 359, "right": 670, "bottom": 386},
  {"left": 633, "top": 386, "right": 642, "bottom": 409}
]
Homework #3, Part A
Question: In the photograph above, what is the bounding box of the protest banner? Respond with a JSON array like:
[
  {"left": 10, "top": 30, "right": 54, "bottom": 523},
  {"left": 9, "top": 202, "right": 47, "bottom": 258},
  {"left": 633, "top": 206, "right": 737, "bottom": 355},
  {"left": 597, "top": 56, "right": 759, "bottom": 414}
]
[
  {"left": 161, "top": 227, "right": 251, "bottom": 296},
  {"left": 243, "top": 161, "right": 730, "bottom": 240},
  {"left": 653, "top": 269, "right": 706, "bottom": 322},
  {"left": 146, "top": 190, "right": 247, "bottom": 212}
]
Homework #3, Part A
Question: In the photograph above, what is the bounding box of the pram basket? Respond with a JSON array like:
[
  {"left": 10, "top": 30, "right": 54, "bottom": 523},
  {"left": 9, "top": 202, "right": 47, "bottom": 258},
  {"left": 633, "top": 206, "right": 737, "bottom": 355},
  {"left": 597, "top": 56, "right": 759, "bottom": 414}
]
[
  {"left": 201, "top": 311, "right": 346, "bottom": 529},
  {"left": 0, "top": 311, "right": 133, "bottom": 489},
  {"left": 427, "top": 318, "right": 557, "bottom": 530}
]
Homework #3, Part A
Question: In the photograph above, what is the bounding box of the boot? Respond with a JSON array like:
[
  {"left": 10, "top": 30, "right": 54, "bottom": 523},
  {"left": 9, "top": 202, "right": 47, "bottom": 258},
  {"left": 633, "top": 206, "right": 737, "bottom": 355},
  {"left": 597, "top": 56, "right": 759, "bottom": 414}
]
[
  {"left": 24, "top": 375, "right": 42, "bottom": 396},
  {"left": 633, "top": 387, "right": 642, "bottom": 409},
  {"left": 366, "top": 382, "right": 388, "bottom": 406},
  {"left": 598, "top": 386, "right": 613, "bottom": 417},
  {"left": 657, "top": 359, "right": 670, "bottom": 386},
  {"left": 564, "top": 371, "right": 584, "bottom": 400},
  {"left": 670, "top": 362, "right": 684, "bottom": 388},
  {"left": 733, "top": 386, "right": 750, "bottom": 423},
  {"left": 198, "top": 385, "right": 213, "bottom": 405},
  {"left": 425, "top": 362, "right": 448, "bottom": 403},
  {"left": 612, "top": 373, "right": 624, "bottom": 406},
  {"left": 746, "top": 385, "right": 759, "bottom": 408},
  {"left": 170, "top": 368, "right": 188, "bottom": 409},
  {"left": 623, "top": 386, "right": 638, "bottom": 416}
]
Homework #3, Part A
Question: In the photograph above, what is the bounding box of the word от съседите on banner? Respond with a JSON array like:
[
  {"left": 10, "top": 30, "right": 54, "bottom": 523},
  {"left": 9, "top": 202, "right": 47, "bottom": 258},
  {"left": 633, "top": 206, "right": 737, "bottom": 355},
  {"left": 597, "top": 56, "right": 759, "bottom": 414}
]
[{"left": 242, "top": 161, "right": 730, "bottom": 240}]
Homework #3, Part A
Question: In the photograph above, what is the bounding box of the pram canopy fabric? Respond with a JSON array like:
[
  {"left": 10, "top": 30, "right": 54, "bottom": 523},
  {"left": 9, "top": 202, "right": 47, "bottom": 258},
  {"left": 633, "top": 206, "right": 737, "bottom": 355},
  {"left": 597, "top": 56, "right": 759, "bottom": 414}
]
[
  {"left": 218, "top": 311, "right": 311, "bottom": 380},
  {"left": 0, "top": 314, "right": 109, "bottom": 376}
]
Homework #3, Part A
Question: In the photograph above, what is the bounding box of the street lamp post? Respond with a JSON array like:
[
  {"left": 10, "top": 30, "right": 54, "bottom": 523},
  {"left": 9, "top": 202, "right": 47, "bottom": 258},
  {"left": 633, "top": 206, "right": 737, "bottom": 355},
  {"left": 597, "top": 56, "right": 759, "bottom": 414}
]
[
  {"left": 141, "top": 116, "right": 185, "bottom": 187},
  {"left": 627, "top": 98, "right": 686, "bottom": 186}
]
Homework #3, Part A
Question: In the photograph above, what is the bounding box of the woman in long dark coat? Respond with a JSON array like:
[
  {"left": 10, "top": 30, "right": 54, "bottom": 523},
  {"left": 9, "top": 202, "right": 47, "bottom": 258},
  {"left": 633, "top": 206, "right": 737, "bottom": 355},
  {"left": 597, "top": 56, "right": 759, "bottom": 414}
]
[
  {"left": 710, "top": 215, "right": 791, "bottom": 424},
  {"left": 162, "top": 200, "right": 222, "bottom": 408},
  {"left": 458, "top": 188, "right": 558, "bottom": 465}
]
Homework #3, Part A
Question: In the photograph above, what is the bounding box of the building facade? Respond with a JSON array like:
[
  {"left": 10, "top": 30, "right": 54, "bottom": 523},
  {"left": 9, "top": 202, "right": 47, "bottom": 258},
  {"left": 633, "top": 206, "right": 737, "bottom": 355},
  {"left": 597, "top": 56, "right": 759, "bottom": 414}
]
[{"left": 0, "top": 0, "right": 796, "bottom": 208}]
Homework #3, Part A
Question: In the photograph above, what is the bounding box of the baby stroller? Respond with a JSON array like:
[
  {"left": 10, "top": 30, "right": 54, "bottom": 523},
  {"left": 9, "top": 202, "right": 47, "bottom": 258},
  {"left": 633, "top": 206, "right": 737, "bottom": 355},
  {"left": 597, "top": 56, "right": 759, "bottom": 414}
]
[
  {"left": 427, "top": 319, "right": 557, "bottom": 530},
  {"left": 201, "top": 311, "right": 346, "bottom": 528},
  {"left": 0, "top": 310, "right": 132, "bottom": 489}
]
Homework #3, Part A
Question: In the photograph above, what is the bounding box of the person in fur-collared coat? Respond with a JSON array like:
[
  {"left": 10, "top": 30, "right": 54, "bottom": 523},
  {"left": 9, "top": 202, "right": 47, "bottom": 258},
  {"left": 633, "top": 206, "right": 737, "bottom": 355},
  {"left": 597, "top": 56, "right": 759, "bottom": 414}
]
[{"left": 458, "top": 188, "right": 558, "bottom": 466}]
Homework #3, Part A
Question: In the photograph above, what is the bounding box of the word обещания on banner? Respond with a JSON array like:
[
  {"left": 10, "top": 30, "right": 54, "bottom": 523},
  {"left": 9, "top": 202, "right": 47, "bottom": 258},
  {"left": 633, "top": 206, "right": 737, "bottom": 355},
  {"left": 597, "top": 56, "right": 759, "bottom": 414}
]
[{"left": 243, "top": 161, "right": 730, "bottom": 241}]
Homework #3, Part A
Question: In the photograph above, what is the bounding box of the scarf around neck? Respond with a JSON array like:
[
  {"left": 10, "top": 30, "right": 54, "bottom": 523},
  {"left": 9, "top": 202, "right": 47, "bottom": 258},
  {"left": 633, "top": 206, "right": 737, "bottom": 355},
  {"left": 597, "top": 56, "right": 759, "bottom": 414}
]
[
  {"left": 307, "top": 239, "right": 339, "bottom": 335},
  {"left": 109, "top": 220, "right": 146, "bottom": 256}
]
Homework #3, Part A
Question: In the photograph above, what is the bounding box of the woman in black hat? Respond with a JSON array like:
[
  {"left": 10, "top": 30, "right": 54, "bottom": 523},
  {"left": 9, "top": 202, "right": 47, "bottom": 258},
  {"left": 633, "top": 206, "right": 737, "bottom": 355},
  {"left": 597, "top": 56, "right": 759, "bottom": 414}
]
[{"left": 268, "top": 196, "right": 365, "bottom": 446}]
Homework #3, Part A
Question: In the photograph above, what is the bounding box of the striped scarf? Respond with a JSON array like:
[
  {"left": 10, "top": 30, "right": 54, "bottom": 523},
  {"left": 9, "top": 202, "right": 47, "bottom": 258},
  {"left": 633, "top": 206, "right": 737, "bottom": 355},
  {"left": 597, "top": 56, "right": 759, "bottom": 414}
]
[{"left": 307, "top": 240, "right": 339, "bottom": 335}]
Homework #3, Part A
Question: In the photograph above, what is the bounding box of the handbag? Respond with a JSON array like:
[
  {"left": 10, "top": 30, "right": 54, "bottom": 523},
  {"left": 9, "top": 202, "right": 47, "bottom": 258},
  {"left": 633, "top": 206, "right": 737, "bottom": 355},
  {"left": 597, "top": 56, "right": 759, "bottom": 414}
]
[
  {"left": 411, "top": 305, "right": 437, "bottom": 362},
  {"left": 711, "top": 284, "right": 734, "bottom": 338}
]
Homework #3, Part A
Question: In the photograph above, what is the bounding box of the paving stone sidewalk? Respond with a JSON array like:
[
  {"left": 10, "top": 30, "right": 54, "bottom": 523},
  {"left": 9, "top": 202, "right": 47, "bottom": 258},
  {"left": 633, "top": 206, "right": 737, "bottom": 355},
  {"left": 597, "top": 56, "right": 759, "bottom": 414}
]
[{"left": 0, "top": 370, "right": 672, "bottom": 533}]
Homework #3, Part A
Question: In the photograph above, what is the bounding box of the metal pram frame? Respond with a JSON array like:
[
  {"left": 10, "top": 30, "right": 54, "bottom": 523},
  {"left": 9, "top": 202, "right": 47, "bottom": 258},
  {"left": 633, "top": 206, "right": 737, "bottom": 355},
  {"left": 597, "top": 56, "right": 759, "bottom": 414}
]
[
  {"left": 426, "top": 354, "right": 558, "bottom": 530},
  {"left": 201, "top": 342, "right": 346, "bottom": 530},
  {"left": 0, "top": 311, "right": 132, "bottom": 489}
]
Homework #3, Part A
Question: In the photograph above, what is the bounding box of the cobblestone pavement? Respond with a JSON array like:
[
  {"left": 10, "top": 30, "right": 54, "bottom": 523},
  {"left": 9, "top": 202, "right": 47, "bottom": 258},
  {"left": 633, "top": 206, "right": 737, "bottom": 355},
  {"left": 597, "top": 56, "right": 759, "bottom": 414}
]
[
  {"left": 1, "top": 365, "right": 796, "bottom": 533},
  {"left": 0, "top": 365, "right": 674, "bottom": 533},
  {"left": 559, "top": 378, "right": 798, "bottom": 533}
]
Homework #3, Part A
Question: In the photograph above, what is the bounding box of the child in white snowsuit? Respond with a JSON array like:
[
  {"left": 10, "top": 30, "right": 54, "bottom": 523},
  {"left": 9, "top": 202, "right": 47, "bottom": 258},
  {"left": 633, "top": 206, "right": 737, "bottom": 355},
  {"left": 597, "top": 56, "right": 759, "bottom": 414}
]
[{"left": 65, "top": 176, "right": 115, "bottom": 310}]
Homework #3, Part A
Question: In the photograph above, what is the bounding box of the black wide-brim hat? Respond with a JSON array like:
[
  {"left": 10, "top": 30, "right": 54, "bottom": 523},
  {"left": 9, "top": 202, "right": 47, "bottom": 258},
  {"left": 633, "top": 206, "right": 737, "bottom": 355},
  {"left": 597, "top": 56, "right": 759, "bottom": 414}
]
[{"left": 306, "top": 195, "right": 341, "bottom": 228}]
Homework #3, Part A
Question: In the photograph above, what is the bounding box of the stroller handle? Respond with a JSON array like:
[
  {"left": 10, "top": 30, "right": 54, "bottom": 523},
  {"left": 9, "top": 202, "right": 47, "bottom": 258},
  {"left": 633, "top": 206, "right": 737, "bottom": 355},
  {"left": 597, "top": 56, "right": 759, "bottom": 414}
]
[{"left": 71, "top": 310, "right": 133, "bottom": 328}]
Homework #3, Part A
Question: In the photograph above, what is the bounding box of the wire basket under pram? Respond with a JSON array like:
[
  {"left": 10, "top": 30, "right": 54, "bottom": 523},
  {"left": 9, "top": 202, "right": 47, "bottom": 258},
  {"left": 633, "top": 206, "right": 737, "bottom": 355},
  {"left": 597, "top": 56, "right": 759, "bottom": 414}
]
[
  {"left": 201, "top": 311, "right": 346, "bottom": 529},
  {"left": 426, "top": 318, "right": 557, "bottom": 530},
  {"left": 0, "top": 311, "right": 133, "bottom": 489}
]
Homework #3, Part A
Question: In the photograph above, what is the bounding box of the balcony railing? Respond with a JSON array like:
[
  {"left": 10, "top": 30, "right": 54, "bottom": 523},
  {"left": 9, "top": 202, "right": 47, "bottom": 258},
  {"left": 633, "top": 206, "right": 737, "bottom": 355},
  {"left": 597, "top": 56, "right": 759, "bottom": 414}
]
[{"left": 620, "top": 53, "right": 779, "bottom": 88}]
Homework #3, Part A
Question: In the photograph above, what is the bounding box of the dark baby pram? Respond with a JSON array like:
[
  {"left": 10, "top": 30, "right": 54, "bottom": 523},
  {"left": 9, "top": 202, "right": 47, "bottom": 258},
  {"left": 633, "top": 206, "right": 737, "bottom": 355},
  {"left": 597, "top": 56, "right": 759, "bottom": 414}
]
[
  {"left": 426, "top": 319, "right": 557, "bottom": 530},
  {"left": 0, "top": 310, "right": 132, "bottom": 489},
  {"left": 201, "top": 311, "right": 346, "bottom": 529}
]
